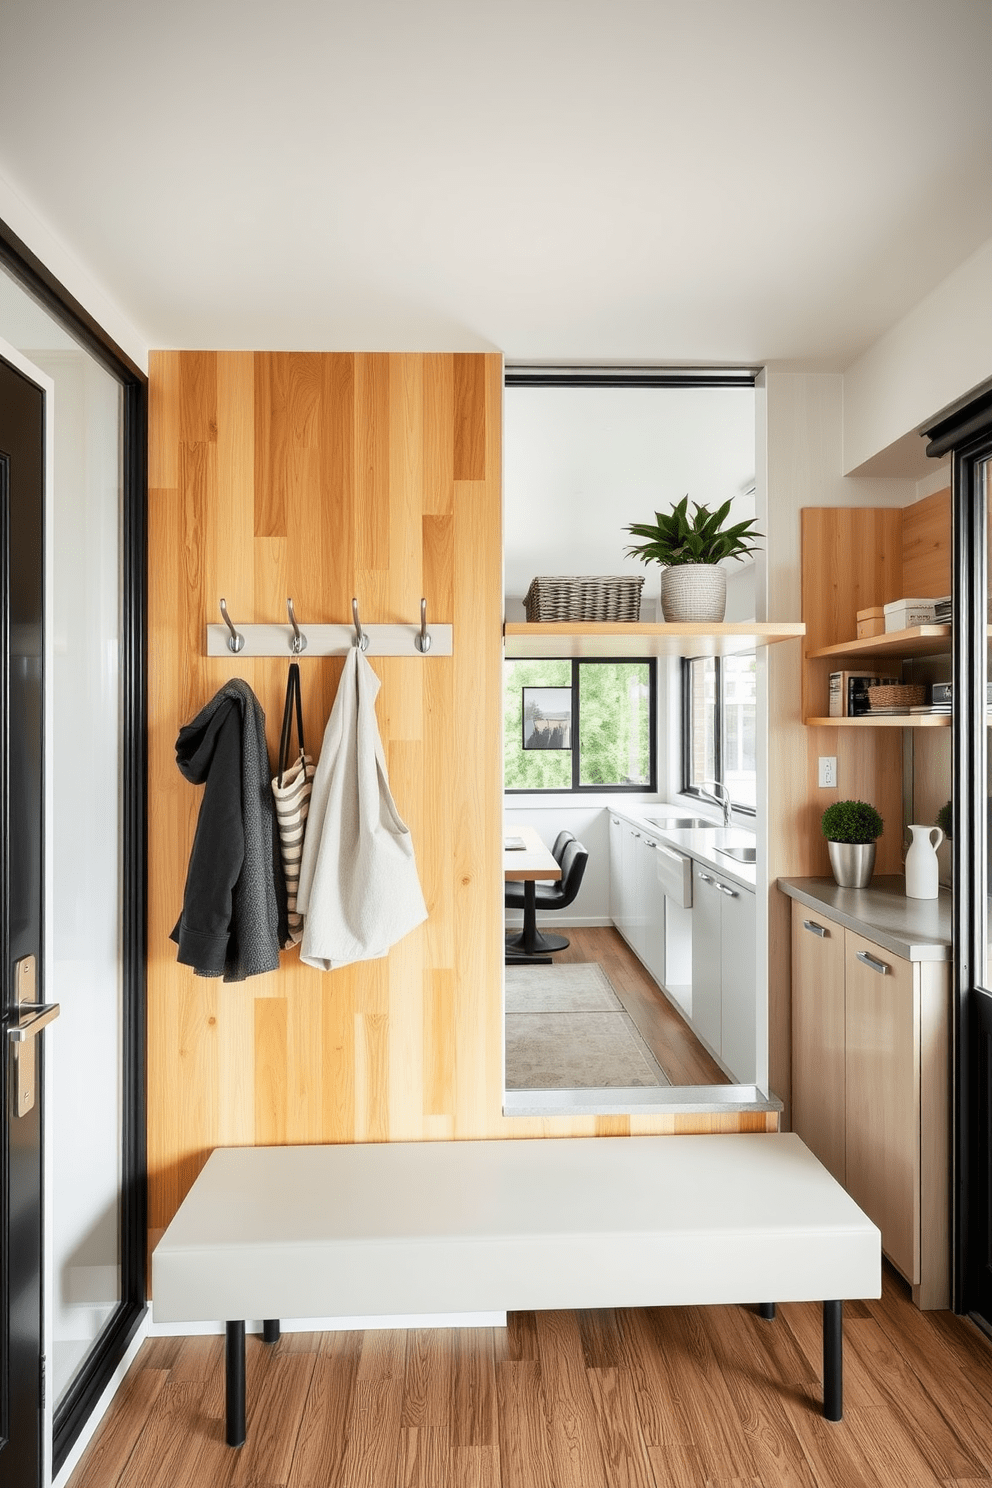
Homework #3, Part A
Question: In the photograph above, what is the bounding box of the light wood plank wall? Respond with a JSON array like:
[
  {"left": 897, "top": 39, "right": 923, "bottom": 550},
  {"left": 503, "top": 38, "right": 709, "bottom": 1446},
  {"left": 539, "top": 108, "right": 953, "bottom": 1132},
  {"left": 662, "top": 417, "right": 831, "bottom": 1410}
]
[{"left": 147, "top": 351, "right": 775, "bottom": 1254}]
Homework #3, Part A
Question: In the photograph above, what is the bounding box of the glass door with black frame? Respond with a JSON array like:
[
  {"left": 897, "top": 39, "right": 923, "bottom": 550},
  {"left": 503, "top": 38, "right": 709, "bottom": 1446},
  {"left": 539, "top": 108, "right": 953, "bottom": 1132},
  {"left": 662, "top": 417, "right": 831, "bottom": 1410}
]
[
  {"left": 960, "top": 446, "right": 992, "bottom": 1325},
  {"left": 0, "top": 353, "right": 51, "bottom": 1488}
]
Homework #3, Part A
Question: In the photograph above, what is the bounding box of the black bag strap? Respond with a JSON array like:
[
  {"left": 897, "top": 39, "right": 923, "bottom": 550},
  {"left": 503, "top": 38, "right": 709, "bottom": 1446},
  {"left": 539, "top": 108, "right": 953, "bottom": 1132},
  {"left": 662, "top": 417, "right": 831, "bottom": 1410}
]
[{"left": 277, "top": 662, "right": 305, "bottom": 786}]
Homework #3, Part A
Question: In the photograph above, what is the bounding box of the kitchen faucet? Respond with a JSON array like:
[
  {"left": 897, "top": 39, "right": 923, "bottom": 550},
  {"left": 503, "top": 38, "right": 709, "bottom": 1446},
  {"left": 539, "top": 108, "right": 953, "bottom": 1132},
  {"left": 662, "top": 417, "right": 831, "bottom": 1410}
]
[{"left": 699, "top": 780, "right": 732, "bottom": 827}]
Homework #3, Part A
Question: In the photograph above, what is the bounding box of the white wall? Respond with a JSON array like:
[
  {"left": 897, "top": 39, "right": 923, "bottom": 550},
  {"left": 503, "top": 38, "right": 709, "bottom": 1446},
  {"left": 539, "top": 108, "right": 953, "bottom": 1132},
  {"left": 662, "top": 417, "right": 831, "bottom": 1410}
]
[
  {"left": 503, "top": 383, "right": 755, "bottom": 611},
  {"left": 503, "top": 803, "right": 612, "bottom": 924},
  {"left": 843, "top": 235, "right": 992, "bottom": 477},
  {"left": 0, "top": 169, "right": 148, "bottom": 373}
]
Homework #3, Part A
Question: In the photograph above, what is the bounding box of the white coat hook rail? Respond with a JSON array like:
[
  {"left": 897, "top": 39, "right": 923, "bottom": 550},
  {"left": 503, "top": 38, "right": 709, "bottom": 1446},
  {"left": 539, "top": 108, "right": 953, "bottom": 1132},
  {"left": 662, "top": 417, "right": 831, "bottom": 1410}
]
[{"left": 205, "top": 597, "right": 452, "bottom": 658}]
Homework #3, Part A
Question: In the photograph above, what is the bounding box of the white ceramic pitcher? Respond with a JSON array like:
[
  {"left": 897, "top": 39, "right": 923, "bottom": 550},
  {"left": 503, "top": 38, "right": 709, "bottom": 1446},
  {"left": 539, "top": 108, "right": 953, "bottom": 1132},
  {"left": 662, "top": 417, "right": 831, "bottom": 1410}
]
[{"left": 905, "top": 824, "right": 944, "bottom": 899}]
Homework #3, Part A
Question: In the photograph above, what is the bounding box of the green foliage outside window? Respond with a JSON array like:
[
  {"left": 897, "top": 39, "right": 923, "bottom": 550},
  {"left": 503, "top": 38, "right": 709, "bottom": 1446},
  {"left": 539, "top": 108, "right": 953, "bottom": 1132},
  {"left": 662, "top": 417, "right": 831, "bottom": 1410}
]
[{"left": 504, "top": 659, "right": 652, "bottom": 790}]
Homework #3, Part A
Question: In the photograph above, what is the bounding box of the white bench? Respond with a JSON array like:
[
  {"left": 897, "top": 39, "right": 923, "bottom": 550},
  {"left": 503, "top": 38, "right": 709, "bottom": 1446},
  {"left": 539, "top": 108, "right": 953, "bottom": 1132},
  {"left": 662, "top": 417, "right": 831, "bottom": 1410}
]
[{"left": 152, "top": 1132, "right": 880, "bottom": 1446}]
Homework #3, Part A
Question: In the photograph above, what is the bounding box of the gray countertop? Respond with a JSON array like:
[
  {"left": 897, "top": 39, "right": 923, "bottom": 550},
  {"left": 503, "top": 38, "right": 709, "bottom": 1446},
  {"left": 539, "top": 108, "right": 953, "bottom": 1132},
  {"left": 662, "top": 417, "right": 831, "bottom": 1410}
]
[
  {"left": 777, "top": 876, "right": 952, "bottom": 962},
  {"left": 611, "top": 804, "right": 757, "bottom": 891}
]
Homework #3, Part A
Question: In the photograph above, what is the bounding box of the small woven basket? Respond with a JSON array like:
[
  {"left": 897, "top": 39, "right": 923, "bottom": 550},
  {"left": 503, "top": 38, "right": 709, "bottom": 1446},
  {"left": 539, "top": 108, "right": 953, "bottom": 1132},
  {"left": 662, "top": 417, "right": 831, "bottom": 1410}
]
[
  {"left": 867, "top": 684, "right": 926, "bottom": 710},
  {"left": 523, "top": 575, "right": 644, "bottom": 623}
]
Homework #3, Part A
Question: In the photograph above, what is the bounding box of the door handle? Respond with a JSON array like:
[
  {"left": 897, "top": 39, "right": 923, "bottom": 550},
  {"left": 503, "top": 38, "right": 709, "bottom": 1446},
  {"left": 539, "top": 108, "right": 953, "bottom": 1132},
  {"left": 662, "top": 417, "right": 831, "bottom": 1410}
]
[
  {"left": 803, "top": 919, "right": 829, "bottom": 938},
  {"left": 6, "top": 1002, "right": 61, "bottom": 1041},
  {"left": 856, "top": 950, "right": 890, "bottom": 975},
  {"left": 5, "top": 957, "right": 59, "bottom": 1117},
  {"left": 718, "top": 884, "right": 738, "bottom": 898}
]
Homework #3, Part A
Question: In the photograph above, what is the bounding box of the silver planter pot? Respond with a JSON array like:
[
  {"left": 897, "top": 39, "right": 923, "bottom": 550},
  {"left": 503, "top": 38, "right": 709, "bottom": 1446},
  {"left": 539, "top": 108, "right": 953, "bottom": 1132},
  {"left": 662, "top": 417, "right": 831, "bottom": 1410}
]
[
  {"left": 827, "top": 840, "right": 876, "bottom": 889},
  {"left": 660, "top": 564, "right": 727, "bottom": 623}
]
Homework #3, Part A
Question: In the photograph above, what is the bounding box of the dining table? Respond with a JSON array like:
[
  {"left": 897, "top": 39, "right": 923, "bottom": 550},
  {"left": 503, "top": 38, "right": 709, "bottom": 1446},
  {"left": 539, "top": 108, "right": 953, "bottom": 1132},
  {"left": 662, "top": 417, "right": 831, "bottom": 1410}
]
[{"left": 503, "top": 824, "right": 562, "bottom": 964}]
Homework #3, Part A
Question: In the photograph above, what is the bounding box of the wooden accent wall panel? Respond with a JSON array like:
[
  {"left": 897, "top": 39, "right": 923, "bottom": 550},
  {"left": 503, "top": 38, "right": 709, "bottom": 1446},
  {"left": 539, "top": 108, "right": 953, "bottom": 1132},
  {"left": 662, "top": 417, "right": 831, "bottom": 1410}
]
[
  {"left": 902, "top": 487, "right": 951, "bottom": 599},
  {"left": 148, "top": 351, "right": 775, "bottom": 1255}
]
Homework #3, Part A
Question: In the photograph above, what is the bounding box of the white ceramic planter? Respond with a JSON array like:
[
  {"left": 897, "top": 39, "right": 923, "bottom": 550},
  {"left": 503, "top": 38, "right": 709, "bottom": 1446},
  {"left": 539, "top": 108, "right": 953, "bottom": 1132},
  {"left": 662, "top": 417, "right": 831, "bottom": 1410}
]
[{"left": 660, "top": 565, "right": 727, "bottom": 623}]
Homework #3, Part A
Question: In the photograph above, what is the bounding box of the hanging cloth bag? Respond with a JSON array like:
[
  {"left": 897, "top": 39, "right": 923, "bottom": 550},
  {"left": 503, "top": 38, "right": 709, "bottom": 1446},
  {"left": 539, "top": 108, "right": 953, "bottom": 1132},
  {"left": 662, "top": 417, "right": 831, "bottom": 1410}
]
[
  {"left": 296, "top": 646, "right": 428, "bottom": 971},
  {"left": 271, "top": 662, "right": 314, "bottom": 947}
]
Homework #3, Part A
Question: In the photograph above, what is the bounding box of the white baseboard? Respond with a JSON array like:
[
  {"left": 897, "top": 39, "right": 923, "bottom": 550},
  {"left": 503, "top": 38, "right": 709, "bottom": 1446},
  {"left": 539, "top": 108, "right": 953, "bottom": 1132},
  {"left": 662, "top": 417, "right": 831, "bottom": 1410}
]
[
  {"left": 52, "top": 1312, "right": 150, "bottom": 1488},
  {"left": 146, "top": 1311, "right": 506, "bottom": 1336},
  {"left": 504, "top": 915, "right": 612, "bottom": 929}
]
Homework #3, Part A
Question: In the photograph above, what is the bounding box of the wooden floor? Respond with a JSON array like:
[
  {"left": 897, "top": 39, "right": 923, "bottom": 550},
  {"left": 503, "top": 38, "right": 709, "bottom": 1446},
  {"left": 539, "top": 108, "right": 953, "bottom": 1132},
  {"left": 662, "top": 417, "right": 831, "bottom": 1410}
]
[
  {"left": 544, "top": 926, "right": 728, "bottom": 1086},
  {"left": 68, "top": 1264, "right": 992, "bottom": 1488}
]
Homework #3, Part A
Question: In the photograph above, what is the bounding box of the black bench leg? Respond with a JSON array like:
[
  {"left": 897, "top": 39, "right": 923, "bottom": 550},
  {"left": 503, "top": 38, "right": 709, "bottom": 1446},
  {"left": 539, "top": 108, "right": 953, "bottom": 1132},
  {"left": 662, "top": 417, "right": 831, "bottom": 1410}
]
[
  {"left": 757, "top": 1303, "right": 776, "bottom": 1320},
  {"left": 226, "top": 1320, "right": 246, "bottom": 1447},
  {"left": 823, "top": 1300, "right": 843, "bottom": 1421},
  {"left": 262, "top": 1318, "right": 281, "bottom": 1344}
]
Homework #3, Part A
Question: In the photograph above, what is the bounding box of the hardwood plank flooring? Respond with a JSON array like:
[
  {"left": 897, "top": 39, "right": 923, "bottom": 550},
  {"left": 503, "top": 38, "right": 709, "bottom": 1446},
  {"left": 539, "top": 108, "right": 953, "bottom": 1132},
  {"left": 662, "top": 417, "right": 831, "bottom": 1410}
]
[
  {"left": 543, "top": 926, "right": 728, "bottom": 1086},
  {"left": 68, "top": 1265, "right": 992, "bottom": 1488}
]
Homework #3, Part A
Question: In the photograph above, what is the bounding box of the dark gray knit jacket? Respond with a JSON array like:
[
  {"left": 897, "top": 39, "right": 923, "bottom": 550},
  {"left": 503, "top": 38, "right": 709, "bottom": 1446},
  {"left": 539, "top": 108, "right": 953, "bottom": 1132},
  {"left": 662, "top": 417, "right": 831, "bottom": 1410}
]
[{"left": 171, "top": 680, "right": 287, "bottom": 981}]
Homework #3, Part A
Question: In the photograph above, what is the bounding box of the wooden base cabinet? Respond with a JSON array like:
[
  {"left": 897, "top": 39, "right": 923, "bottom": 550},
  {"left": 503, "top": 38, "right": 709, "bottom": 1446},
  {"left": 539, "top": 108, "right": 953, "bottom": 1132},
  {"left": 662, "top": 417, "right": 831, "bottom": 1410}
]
[
  {"left": 791, "top": 907, "right": 846, "bottom": 1183},
  {"left": 790, "top": 900, "right": 950, "bottom": 1308}
]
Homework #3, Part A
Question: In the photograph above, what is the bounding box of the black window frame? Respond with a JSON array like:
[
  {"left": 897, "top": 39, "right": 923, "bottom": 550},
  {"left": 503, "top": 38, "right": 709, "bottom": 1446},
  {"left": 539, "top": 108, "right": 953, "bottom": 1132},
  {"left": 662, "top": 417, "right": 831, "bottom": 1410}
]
[
  {"left": 505, "top": 656, "right": 657, "bottom": 795},
  {"left": 681, "top": 654, "right": 756, "bottom": 818}
]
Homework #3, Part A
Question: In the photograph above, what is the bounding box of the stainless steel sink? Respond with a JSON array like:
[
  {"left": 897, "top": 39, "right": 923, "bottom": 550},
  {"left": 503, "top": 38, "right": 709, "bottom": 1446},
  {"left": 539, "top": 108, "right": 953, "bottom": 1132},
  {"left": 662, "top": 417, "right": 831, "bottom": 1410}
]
[
  {"left": 646, "top": 815, "right": 719, "bottom": 830},
  {"left": 716, "top": 845, "right": 757, "bottom": 863}
]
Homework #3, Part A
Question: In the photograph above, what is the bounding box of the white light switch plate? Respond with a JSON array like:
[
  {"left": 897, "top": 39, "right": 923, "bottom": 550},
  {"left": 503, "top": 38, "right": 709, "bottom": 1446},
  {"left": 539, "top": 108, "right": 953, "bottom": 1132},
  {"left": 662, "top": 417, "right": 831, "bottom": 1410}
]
[{"left": 818, "top": 756, "right": 837, "bottom": 788}]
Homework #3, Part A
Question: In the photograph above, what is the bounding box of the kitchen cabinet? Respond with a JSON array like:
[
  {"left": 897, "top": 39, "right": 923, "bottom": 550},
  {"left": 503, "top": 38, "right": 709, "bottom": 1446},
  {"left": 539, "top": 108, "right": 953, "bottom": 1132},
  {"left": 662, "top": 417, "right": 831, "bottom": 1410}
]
[
  {"left": 613, "top": 818, "right": 665, "bottom": 984},
  {"left": 789, "top": 897, "right": 950, "bottom": 1308},
  {"left": 691, "top": 863, "right": 756, "bottom": 1082},
  {"left": 639, "top": 834, "right": 666, "bottom": 986},
  {"left": 609, "top": 815, "right": 623, "bottom": 929},
  {"left": 791, "top": 907, "right": 846, "bottom": 1182},
  {"left": 620, "top": 821, "right": 643, "bottom": 957}
]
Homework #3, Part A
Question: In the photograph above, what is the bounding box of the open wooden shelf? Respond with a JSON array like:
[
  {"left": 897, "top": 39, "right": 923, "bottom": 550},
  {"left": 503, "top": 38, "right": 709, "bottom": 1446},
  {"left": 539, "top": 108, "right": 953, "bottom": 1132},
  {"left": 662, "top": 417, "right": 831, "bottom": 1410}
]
[
  {"left": 807, "top": 625, "right": 951, "bottom": 662},
  {"left": 806, "top": 714, "right": 950, "bottom": 729},
  {"left": 503, "top": 621, "right": 805, "bottom": 659}
]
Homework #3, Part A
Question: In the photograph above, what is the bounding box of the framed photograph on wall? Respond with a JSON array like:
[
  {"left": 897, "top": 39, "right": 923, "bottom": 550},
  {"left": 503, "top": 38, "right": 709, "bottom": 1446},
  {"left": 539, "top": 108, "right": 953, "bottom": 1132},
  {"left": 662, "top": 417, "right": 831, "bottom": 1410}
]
[{"left": 522, "top": 687, "right": 572, "bottom": 750}]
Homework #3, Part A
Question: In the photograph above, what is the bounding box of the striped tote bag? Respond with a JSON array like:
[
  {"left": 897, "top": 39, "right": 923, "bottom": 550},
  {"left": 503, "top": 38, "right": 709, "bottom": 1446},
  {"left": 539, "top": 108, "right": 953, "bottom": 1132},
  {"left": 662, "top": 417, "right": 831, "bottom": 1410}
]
[{"left": 272, "top": 663, "right": 314, "bottom": 947}]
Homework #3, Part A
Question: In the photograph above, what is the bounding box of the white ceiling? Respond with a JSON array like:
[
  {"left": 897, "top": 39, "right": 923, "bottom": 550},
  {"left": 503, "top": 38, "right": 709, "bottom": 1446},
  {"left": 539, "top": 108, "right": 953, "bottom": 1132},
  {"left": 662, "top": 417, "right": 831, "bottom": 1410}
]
[{"left": 1, "top": 0, "right": 990, "bottom": 365}]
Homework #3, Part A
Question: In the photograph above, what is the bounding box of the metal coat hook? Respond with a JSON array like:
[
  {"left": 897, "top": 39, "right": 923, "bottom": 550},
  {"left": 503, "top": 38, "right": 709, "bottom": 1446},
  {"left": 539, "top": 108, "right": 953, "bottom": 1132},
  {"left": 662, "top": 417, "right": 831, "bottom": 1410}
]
[
  {"left": 219, "top": 598, "right": 245, "bottom": 653},
  {"left": 286, "top": 598, "right": 307, "bottom": 655},
  {"left": 415, "top": 597, "right": 431, "bottom": 653},
  {"left": 352, "top": 598, "right": 369, "bottom": 651}
]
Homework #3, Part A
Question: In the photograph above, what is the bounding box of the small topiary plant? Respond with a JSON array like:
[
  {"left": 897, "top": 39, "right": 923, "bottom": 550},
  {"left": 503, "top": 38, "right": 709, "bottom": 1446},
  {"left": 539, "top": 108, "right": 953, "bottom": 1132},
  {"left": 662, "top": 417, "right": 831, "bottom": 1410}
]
[
  {"left": 821, "top": 799, "right": 884, "bottom": 844},
  {"left": 936, "top": 800, "right": 952, "bottom": 840}
]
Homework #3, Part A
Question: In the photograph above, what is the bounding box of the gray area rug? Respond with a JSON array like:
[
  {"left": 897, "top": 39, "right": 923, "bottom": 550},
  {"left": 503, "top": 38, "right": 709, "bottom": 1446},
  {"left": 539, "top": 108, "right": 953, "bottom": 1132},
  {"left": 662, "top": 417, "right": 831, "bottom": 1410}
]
[{"left": 505, "top": 962, "right": 671, "bottom": 1090}]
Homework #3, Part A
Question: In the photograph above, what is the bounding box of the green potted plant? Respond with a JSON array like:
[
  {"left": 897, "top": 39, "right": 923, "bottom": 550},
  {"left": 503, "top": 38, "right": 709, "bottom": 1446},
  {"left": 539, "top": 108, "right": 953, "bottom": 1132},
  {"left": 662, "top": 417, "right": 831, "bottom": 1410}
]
[
  {"left": 935, "top": 800, "right": 952, "bottom": 839},
  {"left": 821, "top": 799, "right": 884, "bottom": 888},
  {"left": 624, "top": 494, "right": 763, "bottom": 622}
]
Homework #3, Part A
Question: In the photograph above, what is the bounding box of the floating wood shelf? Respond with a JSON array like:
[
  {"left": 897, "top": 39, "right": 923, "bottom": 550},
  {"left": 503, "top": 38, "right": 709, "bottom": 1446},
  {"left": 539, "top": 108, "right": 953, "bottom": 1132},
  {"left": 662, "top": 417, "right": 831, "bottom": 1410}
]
[
  {"left": 503, "top": 621, "right": 805, "bottom": 660},
  {"left": 806, "top": 714, "right": 950, "bottom": 729},
  {"left": 807, "top": 625, "right": 951, "bottom": 662}
]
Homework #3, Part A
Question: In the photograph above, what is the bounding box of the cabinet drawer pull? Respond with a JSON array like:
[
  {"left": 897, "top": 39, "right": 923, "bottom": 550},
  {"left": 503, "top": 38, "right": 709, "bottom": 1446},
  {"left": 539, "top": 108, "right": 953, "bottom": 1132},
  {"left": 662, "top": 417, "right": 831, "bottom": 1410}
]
[
  {"left": 645, "top": 839, "right": 657, "bottom": 849},
  {"left": 856, "top": 950, "right": 890, "bottom": 975},
  {"left": 719, "top": 883, "right": 738, "bottom": 898},
  {"left": 611, "top": 817, "right": 619, "bottom": 825},
  {"left": 698, "top": 872, "right": 716, "bottom": 886},
  {"left": 803, "top": 919, "right": 828, "bottom": 938}
]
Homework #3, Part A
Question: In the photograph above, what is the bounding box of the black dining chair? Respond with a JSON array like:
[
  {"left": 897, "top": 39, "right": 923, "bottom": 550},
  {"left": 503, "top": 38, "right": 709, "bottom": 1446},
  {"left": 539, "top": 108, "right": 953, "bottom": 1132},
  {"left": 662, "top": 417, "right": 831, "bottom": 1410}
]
[
  {"left": 550, "top": 829, "right": 575, "bottom": 864},
  {"left": 504, "top": 839, "right": 589, "bottom": 956}
]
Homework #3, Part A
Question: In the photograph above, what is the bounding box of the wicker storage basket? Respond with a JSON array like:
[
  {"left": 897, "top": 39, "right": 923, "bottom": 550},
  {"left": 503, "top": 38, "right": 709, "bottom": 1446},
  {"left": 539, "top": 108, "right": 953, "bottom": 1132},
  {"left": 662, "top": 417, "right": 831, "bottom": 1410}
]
[
  {"left": 867, "top": 684, "right": 926, "bottom": 710},
  {"left": 523, "top": 575, "right": 644, "bottom": 623}
]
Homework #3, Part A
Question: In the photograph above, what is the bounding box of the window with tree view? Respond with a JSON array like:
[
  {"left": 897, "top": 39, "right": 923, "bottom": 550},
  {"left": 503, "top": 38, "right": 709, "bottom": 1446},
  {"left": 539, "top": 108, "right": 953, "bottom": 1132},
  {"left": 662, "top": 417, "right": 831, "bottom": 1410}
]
[
  {"left": 505, "top": 659, "right": 656, "bottom": 792},
  {"left": 683, "top": 653, "right": 756, "bottom": 812}
]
